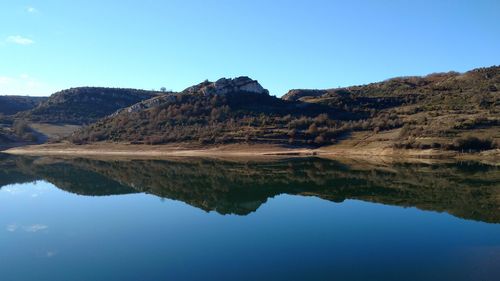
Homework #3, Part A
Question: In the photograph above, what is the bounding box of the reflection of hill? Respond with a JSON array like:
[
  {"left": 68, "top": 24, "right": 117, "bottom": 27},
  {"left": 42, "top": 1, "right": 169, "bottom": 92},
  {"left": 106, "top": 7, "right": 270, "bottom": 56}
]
[
  {"left": 29, "top": 163, "right": 139, "bottom": 196},
  {"left": 1, "top": 154, "right": 498, "bottom": 223},
  {"left": 1, "top": 155, "right": 137, "bottom": 196},
  {"left": 0, "top": 154, "right": 38, "bottom": 187},
  {"left": 70, "top": 158, "right": 500, "bottom": 222}
]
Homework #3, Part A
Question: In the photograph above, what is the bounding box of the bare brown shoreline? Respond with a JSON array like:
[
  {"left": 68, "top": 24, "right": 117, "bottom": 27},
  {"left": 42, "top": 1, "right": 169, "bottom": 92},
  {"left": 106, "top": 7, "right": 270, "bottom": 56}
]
[{"left": 3, "top": 142, "right": 499, "bottom": 165}]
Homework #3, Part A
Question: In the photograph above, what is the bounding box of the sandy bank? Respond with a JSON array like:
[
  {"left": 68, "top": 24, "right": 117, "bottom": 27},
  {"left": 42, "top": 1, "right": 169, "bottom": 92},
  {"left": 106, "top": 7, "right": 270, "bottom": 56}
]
[{"left": 3, "top": 142, "right": 499, "bottom": 164}]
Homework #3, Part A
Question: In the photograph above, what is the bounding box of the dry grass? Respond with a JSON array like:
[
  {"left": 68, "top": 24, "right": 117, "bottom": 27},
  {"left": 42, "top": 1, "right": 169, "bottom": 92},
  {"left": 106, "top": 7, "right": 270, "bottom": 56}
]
[{"left": 29, "top": 123, "right": 81, "bottom": 140}]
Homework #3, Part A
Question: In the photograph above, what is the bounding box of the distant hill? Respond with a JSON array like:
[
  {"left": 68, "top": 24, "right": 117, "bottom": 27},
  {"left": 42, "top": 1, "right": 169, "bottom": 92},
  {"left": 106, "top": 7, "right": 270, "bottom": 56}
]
[
  {"left": 17, "top": 87, "right": 161, "bottom": 125},
  {"left": 0, "top": 96, "right": 46, "bottom": 146},
  {"left": 70, "top": 67, "right": 499, "bottom": 152},
  {"left": 0, "top": 96, "right": 47, "bottom": 115},
  {"left": 0, "top": 118, "right": 40, "bottom": 147}
]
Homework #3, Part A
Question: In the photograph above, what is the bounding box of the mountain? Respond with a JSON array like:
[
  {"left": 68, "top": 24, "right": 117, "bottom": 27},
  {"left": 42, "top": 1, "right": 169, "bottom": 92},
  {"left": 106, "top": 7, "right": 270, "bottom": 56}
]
[
  {"left": 17, "top": 87, "right": 161, "bottom": 125},
  {"left": 70, "top": 67, "right": 499, "bottom": 152},
  {"left": 0, "top": 96, "right": 47, "bottom": 115}
]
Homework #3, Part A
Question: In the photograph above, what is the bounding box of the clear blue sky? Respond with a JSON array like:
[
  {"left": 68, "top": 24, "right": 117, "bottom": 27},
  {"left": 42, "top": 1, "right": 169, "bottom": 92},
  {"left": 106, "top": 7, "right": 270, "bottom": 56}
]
[{"left": 1, "top": 0, "right": 499, "bottom": 97}]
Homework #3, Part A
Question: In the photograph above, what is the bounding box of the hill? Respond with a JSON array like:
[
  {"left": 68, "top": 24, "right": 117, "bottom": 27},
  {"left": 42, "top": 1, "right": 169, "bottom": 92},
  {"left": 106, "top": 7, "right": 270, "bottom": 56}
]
[
  {"left": 17, "top": 87, "right": 161, "bottom": 125},
  {"left": 70, "top": 77, "right": 347, "bottom": 145},
  {"left": 70, "top": 67, "right": 499, "bottom": 152},
  {"left": 283, "top": 66, "right": 499, "bottom": 150},
  {"left": 0, "top": 96, "right": 47, "bottom": 115}
]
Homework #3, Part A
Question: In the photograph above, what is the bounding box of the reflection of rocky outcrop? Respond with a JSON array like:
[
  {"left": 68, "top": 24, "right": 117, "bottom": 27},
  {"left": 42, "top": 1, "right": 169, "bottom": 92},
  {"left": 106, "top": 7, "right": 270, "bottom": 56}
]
[{"left": 1, "top": 155, "right": 499, "bottom": 223}]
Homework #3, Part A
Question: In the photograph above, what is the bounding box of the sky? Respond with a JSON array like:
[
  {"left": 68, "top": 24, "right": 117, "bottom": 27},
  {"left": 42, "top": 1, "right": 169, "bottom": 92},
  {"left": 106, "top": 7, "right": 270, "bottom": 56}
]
[{"left": 0, "top": 0, "right": 499, "bottom": 97}]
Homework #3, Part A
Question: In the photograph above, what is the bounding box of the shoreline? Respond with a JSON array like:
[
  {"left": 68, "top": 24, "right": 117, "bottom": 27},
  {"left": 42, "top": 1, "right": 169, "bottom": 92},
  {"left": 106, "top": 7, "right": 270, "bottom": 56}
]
[{"left": 2, "top": 142, "right": 499, "bottom": 164}]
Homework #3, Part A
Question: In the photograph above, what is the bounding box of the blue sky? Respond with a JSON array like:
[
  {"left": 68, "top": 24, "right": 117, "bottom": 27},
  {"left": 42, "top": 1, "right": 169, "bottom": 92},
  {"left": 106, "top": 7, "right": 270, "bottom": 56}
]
[{"left": 1, "top": 0, "right": 499, "bottom": 97}]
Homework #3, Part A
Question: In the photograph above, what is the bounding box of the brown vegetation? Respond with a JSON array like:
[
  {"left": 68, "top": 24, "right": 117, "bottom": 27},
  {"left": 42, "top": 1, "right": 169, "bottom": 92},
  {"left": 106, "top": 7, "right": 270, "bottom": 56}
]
[{"left": 69, "top": 67, "right": 499, "bottom": 152}]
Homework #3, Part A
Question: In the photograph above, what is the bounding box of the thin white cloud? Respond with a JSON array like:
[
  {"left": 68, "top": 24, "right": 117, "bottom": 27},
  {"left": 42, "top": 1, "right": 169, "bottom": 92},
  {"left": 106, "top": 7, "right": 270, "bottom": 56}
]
[
  {"left": 0, "top": 76, "right": 14, "bottom": 85},
  {"left": 6, "top": 224, "right": 18, "bottom": 232},
  {"left": 24, "top": 224, "right": 48, "bottom": 233},
  {"left": 46, "top": 251, "right": 57, "bottom": 258},
  {"left": 6, "top": 224, "right": 49, "bottom": 233},
  {"left": 26, "top": 6, "right": 38, "bottom": 13},
  {"left": 0, "top": 74, "right": 53, "bottom": 96},
  {"left": 6, "top": 35, "right": 34, "bottom": 45},
  {"left": 2, "top": 186, "right": 23, "bottom": 195}
]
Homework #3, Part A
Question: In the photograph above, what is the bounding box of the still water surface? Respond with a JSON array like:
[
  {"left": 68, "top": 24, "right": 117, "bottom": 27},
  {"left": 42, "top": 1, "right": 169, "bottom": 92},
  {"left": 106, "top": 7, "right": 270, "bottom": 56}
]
[{"left": 0, "top": 155, "right": 499, "bottom": 281}]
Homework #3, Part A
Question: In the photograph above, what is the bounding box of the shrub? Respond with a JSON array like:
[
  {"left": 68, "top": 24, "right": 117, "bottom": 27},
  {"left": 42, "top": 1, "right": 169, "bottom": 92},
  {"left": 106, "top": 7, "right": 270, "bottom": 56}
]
[
  {"left": 314, "top": 135, "right": 326, "bottom": 145},
  {"left": 452, "top": 136, "right": 497, "bottom": 152},
  {"left": 306, "top": 123, "right": 318, "bottom": 135},
  {"left": 13, "top": 120, "right": 30, "bottom": 137}
]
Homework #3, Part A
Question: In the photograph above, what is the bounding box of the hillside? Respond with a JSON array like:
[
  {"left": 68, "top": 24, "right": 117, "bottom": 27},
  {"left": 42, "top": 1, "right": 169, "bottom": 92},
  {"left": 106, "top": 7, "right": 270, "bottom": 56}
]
[
  {"left": 284, "top": 66, "right": 499, "bottom": 150},
  {"left": 17, "top": 87, "right": 161, "bottom": 125},
  {"left": 71, "top": 77, "right": 347, "bottom": 145},
  {"left": 0, "top": 96, "right": 47, "bottom": 115},
  {"left": 70, "top": 67, "right": 499, "bottom": 152}
]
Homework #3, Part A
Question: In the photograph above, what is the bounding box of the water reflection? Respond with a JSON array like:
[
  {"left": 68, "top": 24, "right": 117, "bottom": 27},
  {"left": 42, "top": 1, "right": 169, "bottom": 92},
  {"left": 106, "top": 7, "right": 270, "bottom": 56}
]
[{"left": 0, "top": 154, "right": 498, "bottom": 223}]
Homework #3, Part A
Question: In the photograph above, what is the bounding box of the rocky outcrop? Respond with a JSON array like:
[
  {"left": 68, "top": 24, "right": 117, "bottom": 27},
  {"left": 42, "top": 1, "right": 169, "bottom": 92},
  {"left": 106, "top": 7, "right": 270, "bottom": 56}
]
[
  {"left": 119, "top": 94, "right": 177, "bottom": 115},
  {"left": 184, "top": 76, "right": 269, "bottom": 96},
  {"left": 109, "top": 77, "right": 268, "bottom": 117}
]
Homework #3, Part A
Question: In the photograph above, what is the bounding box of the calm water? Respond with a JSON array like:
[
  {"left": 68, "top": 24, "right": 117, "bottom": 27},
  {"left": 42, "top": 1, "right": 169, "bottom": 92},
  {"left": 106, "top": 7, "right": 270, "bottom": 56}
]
[{"left": 0, "top": 154, "right": 499, "bottom": 281}]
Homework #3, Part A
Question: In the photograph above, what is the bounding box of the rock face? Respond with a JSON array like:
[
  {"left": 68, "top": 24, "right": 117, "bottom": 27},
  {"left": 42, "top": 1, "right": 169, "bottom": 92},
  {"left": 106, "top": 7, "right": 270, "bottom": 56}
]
[
  {"left": 184, "top": 76, "right": 269, "bottom": 96},
  {"left": 123, "top": 94, "right": 177, "bottom": 114}
]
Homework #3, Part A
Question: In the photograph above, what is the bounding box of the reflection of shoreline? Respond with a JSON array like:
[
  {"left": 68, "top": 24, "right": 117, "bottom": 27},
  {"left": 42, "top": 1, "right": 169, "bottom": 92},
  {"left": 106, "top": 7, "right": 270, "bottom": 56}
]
[
  {"left": 1, "top": 155, "right": 499, "bottom": 223},
  {"left": 4, "top": 143, "right": 500, "bottom": 163}
]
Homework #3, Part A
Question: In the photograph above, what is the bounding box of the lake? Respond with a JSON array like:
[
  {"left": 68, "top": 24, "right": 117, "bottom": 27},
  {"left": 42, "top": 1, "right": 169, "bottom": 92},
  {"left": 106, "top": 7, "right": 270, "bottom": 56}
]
[{"left": 0, "top": 154, "right": 499, "bottom": 281}]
